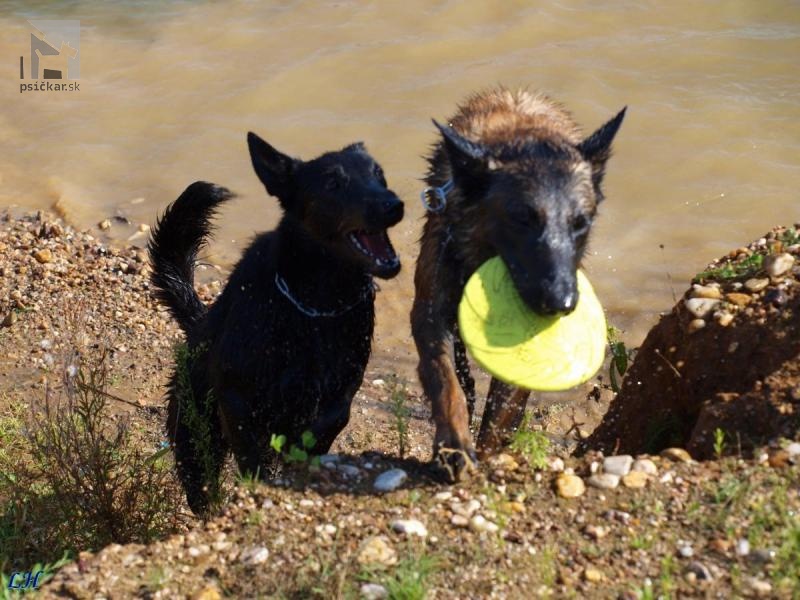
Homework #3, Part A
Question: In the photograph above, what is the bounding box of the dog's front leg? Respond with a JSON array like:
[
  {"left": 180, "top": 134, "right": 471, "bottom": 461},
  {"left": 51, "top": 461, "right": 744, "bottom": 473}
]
[
  {"left": 476, "top": 377, "right": 530, "bottom": 458},
  {"left": 310, "top": 398, "right": 352, "bottom": 454},
  {"left": 411, "top": 302, "right": 475, "bottom": 480},
  {"left": 218, "top": 387, "right": 264, "bottom": 478}
]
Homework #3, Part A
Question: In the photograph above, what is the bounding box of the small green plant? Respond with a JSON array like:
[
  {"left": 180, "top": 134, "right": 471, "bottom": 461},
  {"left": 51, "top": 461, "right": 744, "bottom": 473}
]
[
  {"left": 695, "top": 252, "right": 764, "bottom": 282},
  {"left": 359, "top": 553, "right": 439, "bottom": 600},
  {"left": 509, "top": 411, "right": 550, "bottom": 469},
  {"left": 607, "top": 325, "right": 635, "bottom": 393},
  {"left": 778, "top": 227, "right": 800, "bottom": 247},
  {"left": 269, "top": 430, "right": 320, "bottom": 466},
  {"left": 713, "top": 427, "right": 727, "bottom": 459},
  {"left": 387, "top": 376, "right": 412, "bottom": 459}
]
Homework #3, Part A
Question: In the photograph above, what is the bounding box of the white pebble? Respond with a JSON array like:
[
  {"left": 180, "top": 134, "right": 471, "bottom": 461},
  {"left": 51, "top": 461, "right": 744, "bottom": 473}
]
[
  {"left": 588, "top": 473, "right": 620, "bottom": 490},
  {"left": 603, "top": 455, "right": 633, "bottom": 476},
  {"left": 360, "top": 583, "right": 389, "bottom": 600},
  {"left": 241, "top": 546, "right": 269, "bottom": 565},
  {"left": 391, "top": 519, "right": 428, "bottom": 538},
  {"left": 373, "top": 468, "right": 407, "bottom": 492}
]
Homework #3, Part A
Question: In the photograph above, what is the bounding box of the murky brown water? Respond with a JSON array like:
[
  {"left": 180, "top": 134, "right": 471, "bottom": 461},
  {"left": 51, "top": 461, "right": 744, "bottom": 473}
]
[{"left": 3, "top": 0, "right": 800, "bottom": 381}]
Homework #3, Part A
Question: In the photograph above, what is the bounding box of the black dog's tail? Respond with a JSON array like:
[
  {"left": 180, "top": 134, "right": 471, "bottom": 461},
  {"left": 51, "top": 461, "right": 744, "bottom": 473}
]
[{"left": 148, "top": 181, "right": 234, "bottom": 334}]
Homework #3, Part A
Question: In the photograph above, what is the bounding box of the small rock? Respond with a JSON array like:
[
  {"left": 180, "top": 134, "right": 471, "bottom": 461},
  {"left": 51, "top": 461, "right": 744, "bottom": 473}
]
[
  {"left": 747, "top": 577, "right": 773, "bottom": 597},
  {"left": 603, "top": 455, "right": 633, "bottom": 476},
  {"left": 98, "top": 219, "right": 112, "bottom": 231},
  {"left": 631, "top": 458, "right": 657, "bottom": 475},
  {"left": 357, "top": 536, "right": 397, "bottom": 566},
  {"left": 433, "top": 491, "right": 453, "bottom": 502},
  {"left": 685, "top": 297, "right": 720, "bottom": 318},
  {"left": 622, "top": 471, "right": 649, "bottom": 489},
  {"left": 744, "top": 278, "right": 769, "bottom": 292},
  {"left": 688, "top": 318, "right": 706, "bottom": 333},
  {"left": 587, "top": 473, "right": 620, "bottom": 490},
  {"left": 371, "top": 379, "right": 386, "bottom": 388},
  {"left": 469, "top": 515, "right": 499, "bottom": 534},
  {"left": 391, "top": 519, "right": 428, "bottom": 538},
  {"left": 766, "top": 252, "right": 794, "bottom": 278},
  {"left": 725, "top": 292, "right": 752, "bottom": 307},
  {"left": 661, "top": 447, "right": 692, "bottom": 463},
  {"left": 33, "top": 248, "right": 53, "bottom": 263},
  {"left": 716, "top": 311, "right": 734, "bottom": 327},
  {"left": 1, "top": 312, "right": 16, "bottom": 328},
  {"left": 360, "top": 583, "right": 389, "bottom": 600},
  {"left": 338, "top": 464, "right": 362, "bottom": 477},
  {"left": 678, "top": 544, "right": 694, "bottom": 558},
  {"left": 583, "top": 524, "right": 607, "bottom": 540},
  {"left": 785, "top": 442, "right": 800, "bottom": 458},
  {"left": 548, "top": 457, "right": 565, "bottom": 472},
  {"left": 555, "top": 473, "right": 585, "bottom": 498},
  {"left": 735, "top": 538, "right": 750, "bottom": 557},
  {"left": 450, "top": 514, "right": 469, "bottom": 528},
  {"left": 193, "top": 585, "right": 222, "bottom": 600},
  {"left": 764, "top": 288, "right": 788, "bottom": 307},
  {"left": 373, "top": 468, "right": 407, "bottom": 492},
  {"left": 240, "top": 546, "right": 269, "bottom": 566},
  {"left": 583, "top": 567, "right": 604, "bottom": 583},
  {"left": 319, "top": 454, "right": 340, "bottom": 466},
  {"left": 768, "top": 449, "right": 790, "bottom": 468},
  {"left": 686, "top": 561, "right": 712, "bottom": 581},
  {"left": 691, "top": 284, "right": 723, "bottom": 299},
  {"left": 488, "top": 453, "right": 518, "bottom": 471},
  {"left": 750, "top": 548, "right": 776, "bottom": 564}
]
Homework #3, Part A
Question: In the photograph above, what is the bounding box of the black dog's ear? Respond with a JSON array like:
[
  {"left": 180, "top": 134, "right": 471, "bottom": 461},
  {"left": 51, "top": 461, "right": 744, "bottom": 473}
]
[
  {"left": 247, "top": 132, "right": 299, "bottom": 203},
  {"left": 577, "top": 107, "right": 626, "bottom": 186},
  {"left": 433, "top": 119, "right": 487, "bottom": 175}
]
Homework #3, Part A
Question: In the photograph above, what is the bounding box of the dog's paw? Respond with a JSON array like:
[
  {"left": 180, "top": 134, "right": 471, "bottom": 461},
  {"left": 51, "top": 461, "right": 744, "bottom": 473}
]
[{"left": 433, "top": 439, "right": 478, "bottom": 483}]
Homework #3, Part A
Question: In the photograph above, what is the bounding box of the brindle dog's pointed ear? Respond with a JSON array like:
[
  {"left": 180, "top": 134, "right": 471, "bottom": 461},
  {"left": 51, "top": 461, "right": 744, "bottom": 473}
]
[
  {"left": 247, "top": 132, "right": 300, "bottom": 207},
  {"left": 577, "top": 107, "right": 626, "bottom": 187},
  {"left": 433, "top": 119, "right": 486, "bottom": 167}
]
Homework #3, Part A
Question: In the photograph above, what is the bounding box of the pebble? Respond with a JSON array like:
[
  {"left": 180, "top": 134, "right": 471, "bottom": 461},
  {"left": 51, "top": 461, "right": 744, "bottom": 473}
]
[
  {"left": 764, "top": 288, "right": 787, "bottom": 307},
  {"left": 685, "top": 298, "right": 720, "bottom": 318},
  {"left": 716, "top": 311, "right": 734, "bottom": 327},
  {"left": 735, "top": 538, "right": 750, "bottom": 557},
  {"left": 786, "top": 442, "right": 800, "bottom": 458},
  {"left": 583, "top": 567, "right": 604, "bottom": 583},
  {"left": 33, "top": 248, "right": 53, "bottom": 264},
  {"left": 661, "top": 447, "right": 692, "bottom": 463},
  {"left": 433, "top": 491, "right": 453, "bottom": 502},
  {"left": 338, "top": 464, "right": 362, "bottom": 477},
  {"left": 469, "top": 515, "right": 499, "bottom": 534},
  {"left": 766, "top": 252, "right": 794, "bottom": 278},
  {"left": 747, "top": 577, "right": 773, "bottom": 597},
  {"left": 750, "top": 548, "right": 776, "bottom": 564},
  {"left": 548, "top": 457, "right": 565, "bottom": 472},
  {"left": 678, "top": 544, "right": 694, "bottom": 558},
  {"left": 603, "top": 455, "right": 633, "bottom": 476},
  {"left": 98, "top": 219, "right": 112, "bottom": 231},
  {"left": 587, "top": 473, "right": 620, "bottom": 490},
  {"left": 240, "top": 546, "right": 269, "bottom": 566},
  {"left": 357, "top": 536, "right": 397, "bottom": 566},
  {"left": 391, "top": 519, "right": 428, "bottom": 538},
  {"left": 744, "top": 278, "right": 769, "bottom": 292},
  {"left": 631, "top": 458, "right": 658, "bottom": 475},
  {"left": 687, "top": 318, "right": 706, "bottom": 333},
  {"left": 555, "top": 473, "right": 585, "bottom": 498},
  {"left": 360, "top": 583, "right": 389, "bottom": 600},
  {"left": 686, "top": 561, "right": 712, "bottom": 581},
  {"left": 725, "top": 292, "right": 752, "bottom": 307},
  {"left": 319, "top": 454, "right": 340, "bottom": 466},
  {"left": 193, "top": 585, "right": 221, "bottom": 600},
  {"left": 488, "top": 453, "right": 518, "bottom": 471},
  {"left": 450, "top": 514, "right": 469, "bottom": 528},
  {"left": 371, "top": 378, "right": 386, "bottom": 388},
  {"left": 583, "top": 524, "right": 607, "bottom": 540},
  {"left": 1, "top": 312, "right": 17, "bottom": 328},
  {"left": 373, "top": 468, "right": 407, "bottom": 492},
  {"left": 621, "top": 471, "right": 649, "bottom": 488},
  {"left": 691, "top": 284, "right": 722, "bottom": 300}
]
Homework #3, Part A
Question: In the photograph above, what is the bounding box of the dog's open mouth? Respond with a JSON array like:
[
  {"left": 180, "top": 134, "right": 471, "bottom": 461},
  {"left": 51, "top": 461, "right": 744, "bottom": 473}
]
[{"left": 347, "top": 229, "right": 399, "bottom": 270}]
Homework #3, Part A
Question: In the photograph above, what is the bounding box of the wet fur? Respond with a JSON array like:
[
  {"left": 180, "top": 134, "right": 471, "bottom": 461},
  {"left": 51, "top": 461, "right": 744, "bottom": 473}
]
[
  {"left": 411, "top": 88, "right": 625, "bottom": 478},
  {"left": 149, "top": 138, "right": 403, "bottom": 514}
]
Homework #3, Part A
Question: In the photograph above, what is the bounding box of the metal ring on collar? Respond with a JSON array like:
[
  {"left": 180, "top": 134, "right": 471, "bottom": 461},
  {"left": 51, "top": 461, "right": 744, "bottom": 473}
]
[{"left": 419, "top": 180, "right": 454, "bottom": 214}]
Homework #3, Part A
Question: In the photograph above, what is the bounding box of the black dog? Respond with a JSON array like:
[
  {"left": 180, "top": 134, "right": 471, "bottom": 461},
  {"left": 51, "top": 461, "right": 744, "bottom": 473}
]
[
  {"left": 410, "top": 88, "right": 625, "bottom": 479},
  {"left": 149, "top": 133, "right": 403, "bottom": 513}
]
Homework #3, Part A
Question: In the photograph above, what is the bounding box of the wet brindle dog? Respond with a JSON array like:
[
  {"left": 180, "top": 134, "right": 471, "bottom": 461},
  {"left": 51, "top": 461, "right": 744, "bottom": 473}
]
[
  {"left": 411, "top": 88, "right": 625, "bottom": 479},
  {"left": 149, "top": 133, "right": 403, "bottom": 513}
]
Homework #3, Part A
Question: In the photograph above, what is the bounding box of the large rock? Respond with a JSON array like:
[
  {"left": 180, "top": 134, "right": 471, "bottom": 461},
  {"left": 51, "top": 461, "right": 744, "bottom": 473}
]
[{"left": 587, "top": 227, "right": 800, "bottom": 459}]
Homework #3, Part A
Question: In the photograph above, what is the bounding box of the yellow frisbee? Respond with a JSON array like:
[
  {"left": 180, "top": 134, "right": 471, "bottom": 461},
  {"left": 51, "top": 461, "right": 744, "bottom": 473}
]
[{"left": 458, "top": 257, "right": 606, "bottom": 391}]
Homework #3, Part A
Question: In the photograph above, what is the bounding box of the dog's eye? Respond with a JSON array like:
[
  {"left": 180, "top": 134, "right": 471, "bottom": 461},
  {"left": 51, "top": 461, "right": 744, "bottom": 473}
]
[
  {"left": 373, "top": 164, "right": 387, "bottom": 187},
  {"left": 572, "top": 214, "right": 591, "bottom": 235},
  {"left": 325, "top": 174, "right": 341, "bottom": 191}
]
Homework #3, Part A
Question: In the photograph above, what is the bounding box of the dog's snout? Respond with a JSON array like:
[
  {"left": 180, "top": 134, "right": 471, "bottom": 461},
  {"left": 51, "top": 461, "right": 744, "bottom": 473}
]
[
  {"left": 382, "top": 197, "right": 404, "bottom": 221},
  {"left": 538, "top": 284, "right": 578, "bottom": 316}
]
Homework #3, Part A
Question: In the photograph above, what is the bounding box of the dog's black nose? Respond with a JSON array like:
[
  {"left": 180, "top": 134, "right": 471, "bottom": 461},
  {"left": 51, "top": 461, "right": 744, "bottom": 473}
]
[
  {"left": 382, "top": 197, "right": 404, "bottom": 221},
  {"left": 536, "top": 285, "right": 578, "bottom": 316}
]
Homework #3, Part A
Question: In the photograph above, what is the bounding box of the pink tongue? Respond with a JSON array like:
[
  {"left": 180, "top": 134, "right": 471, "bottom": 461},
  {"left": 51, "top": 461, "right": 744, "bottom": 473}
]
[{"left": 357, "top": 231, "right": 392, "bottom": 260}]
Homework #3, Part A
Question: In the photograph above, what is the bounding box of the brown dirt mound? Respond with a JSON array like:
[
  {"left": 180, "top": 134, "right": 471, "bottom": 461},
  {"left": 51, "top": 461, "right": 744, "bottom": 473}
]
[{"left": 588, "top": 226, "right": 800, "bottom": 459}]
